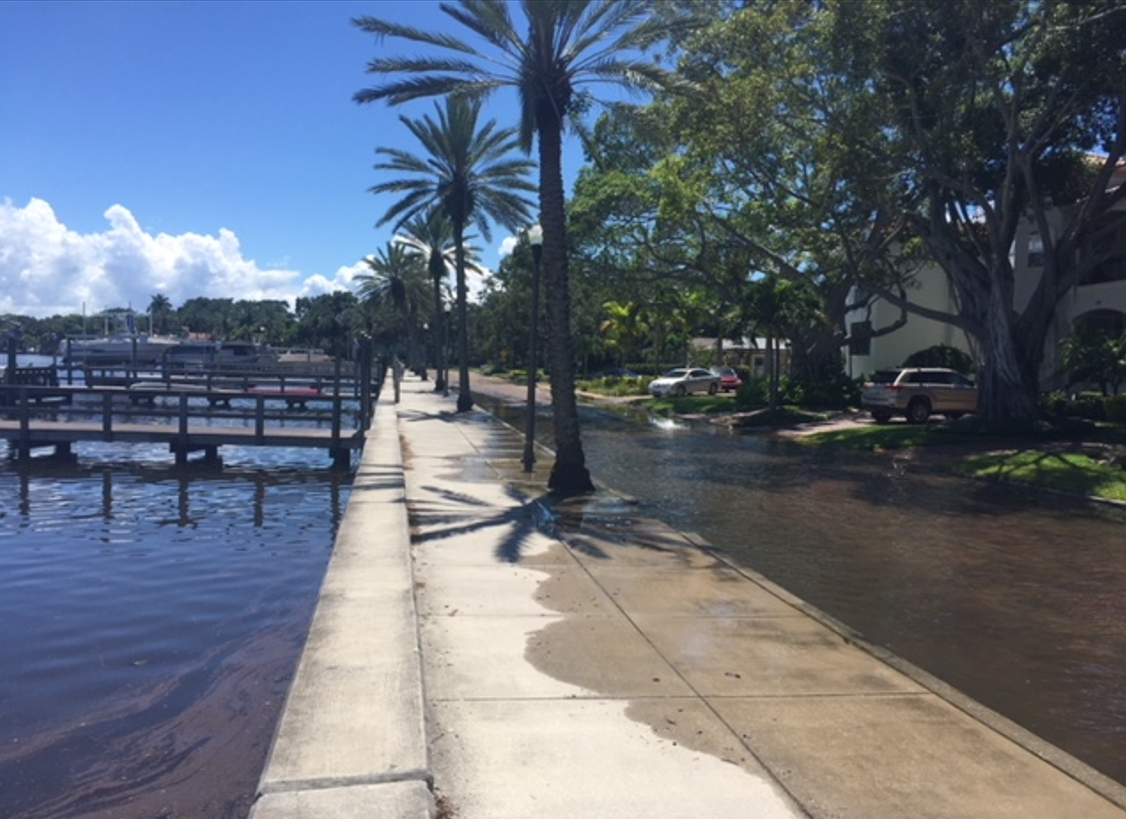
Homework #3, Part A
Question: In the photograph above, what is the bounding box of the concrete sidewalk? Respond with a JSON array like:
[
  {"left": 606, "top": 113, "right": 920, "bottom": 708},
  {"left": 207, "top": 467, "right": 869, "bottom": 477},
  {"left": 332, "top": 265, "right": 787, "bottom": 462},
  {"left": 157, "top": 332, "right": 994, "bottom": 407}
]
[{"left": 252, "top": 375, "right": 1126, "bottom": 818}]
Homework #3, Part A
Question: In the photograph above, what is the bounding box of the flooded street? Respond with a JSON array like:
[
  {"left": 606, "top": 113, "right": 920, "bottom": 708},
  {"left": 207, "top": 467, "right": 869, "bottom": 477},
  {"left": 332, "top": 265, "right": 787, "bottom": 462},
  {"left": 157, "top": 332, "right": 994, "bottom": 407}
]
[{"left": 480, "top": 391, "right": 1126, "bottom": 786}]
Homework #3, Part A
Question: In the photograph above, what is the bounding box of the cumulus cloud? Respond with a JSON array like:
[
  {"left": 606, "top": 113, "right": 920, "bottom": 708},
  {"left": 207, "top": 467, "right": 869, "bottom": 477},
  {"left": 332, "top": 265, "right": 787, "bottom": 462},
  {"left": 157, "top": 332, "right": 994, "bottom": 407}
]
[{"left": 0, "top": 198, "right": 353, "bottom": 318}]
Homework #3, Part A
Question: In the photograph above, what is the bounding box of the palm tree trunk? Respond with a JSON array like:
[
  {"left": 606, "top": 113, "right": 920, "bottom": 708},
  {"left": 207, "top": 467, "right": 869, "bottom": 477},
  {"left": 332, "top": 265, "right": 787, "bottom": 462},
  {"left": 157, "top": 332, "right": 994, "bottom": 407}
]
[
  {"left": 538, "top": 121, "right": 593, "bottom": 493},
  {"left": 430, "top": 254, "right": 446, "bottom": 393},
  {"left": 767, "top": 333, "right": 778, "bottom": 412},
  {"left": 454, "top": 222, "right": 473, "bottom": 413},
  {"left": 406, "top": 304, "right": 427, "bottom": 379}
]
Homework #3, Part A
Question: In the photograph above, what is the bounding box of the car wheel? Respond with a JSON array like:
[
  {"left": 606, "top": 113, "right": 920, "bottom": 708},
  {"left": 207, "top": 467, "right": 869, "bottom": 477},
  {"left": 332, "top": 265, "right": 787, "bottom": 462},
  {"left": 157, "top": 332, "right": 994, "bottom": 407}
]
[
  {"left": 906, "top": 398, "right": 931, "bottom": 424},
  {"left": 673, "top": 384, "right": 686, "bottom": 397},
  {"left": 708, "top": 382, "right": 718, "bottom": 395},
  {"left": 871, "top": 411, "right": 892, "bottom": 424}
]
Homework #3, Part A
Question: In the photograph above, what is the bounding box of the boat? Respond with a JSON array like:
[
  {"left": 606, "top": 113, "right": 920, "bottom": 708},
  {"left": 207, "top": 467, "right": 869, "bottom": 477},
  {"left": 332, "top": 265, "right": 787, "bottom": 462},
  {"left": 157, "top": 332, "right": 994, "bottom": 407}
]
[
  {"left": 64, "top": 334, "right": 180, "bottom": 366},
  {"left": 63, "top": 311, "right": 179, "bottom": 366},
  {"left": 161, "top": 340, "right": 278, "bottom": 371},
  {"left": 273, "top": 347, "right": 333, "bottom": 366},
  {"left": 270, "top": 347, "right": 339, "bottom": 375}
]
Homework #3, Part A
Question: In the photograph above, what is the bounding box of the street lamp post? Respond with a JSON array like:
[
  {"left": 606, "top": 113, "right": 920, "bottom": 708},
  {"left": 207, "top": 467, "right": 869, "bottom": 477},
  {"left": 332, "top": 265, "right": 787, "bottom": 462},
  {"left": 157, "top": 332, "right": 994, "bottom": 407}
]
[
  {"left": 442, "top": 307, "right": 451, "bottom": 398},
  {"left": 523, "top": 225, "right": 543, "bottom": 473}
]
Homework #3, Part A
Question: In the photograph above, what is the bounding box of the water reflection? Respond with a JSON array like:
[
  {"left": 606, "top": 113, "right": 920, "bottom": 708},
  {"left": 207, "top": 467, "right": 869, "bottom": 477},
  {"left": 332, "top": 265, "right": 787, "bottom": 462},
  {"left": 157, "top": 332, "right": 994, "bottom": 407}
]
[
  {"left": 0, "top": 442, "right": 348, "bottom": 819},
  {"left": 10, "top": 453, "right": 345, "bottom": 532},
  {"left": 479, "top": 394, "right": 1126, "bottom": 786}
]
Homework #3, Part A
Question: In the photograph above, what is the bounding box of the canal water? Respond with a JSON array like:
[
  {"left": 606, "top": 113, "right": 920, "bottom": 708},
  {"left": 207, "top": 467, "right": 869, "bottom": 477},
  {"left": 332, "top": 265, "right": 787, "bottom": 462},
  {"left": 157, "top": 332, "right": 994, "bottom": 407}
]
[
  {"left": 0, "top": 374, "right": 348, "bottom": 818},
  {"left": 482, "top": 395, "right": 1126, "bottom": 788}
]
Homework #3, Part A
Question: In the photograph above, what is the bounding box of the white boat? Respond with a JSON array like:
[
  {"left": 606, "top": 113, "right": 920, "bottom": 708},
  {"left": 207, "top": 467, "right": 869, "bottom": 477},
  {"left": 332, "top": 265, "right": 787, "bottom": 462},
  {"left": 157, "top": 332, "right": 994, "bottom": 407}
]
[
  {"left": 273, "top": 347, "right": 333, "bottom": 366},
  {"left": 65, "top": 334, "right": 180, "bottom": 366},
  {"left": 64, "top": 311, "right": 179, "bottom": 366},
  {"left": 162, "top": 340, "right": 278, "bottom": 371}
]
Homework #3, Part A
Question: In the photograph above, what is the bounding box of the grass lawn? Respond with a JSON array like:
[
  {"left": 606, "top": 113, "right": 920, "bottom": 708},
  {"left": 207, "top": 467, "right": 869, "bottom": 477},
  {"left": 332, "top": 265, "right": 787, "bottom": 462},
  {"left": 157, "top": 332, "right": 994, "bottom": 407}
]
[
  {"left": 802, "top": 421, "right": 1126, "bottom": 503},
  {"left": 798, "top": 423, "right": 984, "bottom": 450},
  {"left": 645, "top": 394, "right": 742, "bottom": 415},
  {"left": 956, "top": 449, "right": 1126, "bottom": 502}
]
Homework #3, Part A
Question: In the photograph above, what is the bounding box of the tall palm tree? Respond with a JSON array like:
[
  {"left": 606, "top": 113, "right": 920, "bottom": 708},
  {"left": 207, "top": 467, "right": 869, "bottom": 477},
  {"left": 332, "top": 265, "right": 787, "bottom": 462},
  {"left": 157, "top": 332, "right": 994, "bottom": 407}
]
[
  {"left": 368, "top": 95, "right": 535, "bottom": 412},
  {"left": 148, "top": 293, "right": 173, "bottom": 335},
  {"left": 356, "top": 241, "right": 432, "bottom": 375},
  {"left": 398, "top": 211, "right": 484, "bottom": 394},
  {"left": 353, "top": 0, "right": 678, "bottom": 492}
]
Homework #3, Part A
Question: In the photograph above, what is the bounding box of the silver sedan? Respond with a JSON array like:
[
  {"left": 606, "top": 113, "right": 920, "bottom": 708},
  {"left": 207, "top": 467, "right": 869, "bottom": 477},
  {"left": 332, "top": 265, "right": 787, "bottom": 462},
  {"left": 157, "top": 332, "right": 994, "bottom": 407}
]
[{"left": 648, "top": 367, "right": 720, "bottom": 397}]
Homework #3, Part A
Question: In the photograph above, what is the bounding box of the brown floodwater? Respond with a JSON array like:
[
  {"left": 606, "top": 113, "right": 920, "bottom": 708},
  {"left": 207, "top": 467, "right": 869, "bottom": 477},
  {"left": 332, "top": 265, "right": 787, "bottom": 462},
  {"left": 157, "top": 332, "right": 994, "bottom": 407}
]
[{"left": 482, "top": 395, "right": 1126, "bottom": 786}]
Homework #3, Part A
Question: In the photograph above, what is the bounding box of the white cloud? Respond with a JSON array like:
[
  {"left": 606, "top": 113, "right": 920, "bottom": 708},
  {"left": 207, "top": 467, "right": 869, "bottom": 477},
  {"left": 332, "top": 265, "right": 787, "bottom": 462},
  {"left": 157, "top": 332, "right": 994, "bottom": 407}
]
[{"left": 0, "top": 198, "right": 350, "bottom": 318}]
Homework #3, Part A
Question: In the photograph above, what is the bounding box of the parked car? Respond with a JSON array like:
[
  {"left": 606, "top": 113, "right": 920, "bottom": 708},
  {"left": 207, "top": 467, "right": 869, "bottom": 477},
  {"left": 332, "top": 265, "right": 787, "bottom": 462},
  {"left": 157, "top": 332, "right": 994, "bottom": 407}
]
[
  {"left": 648, "top": 367, "right": 720, "bottom": 397},
  {"left": 861, "top": 367, "right": 978, "bottom": 424},
  {"left": 711, "top": 367, "right": 742, "bottom": 392}
]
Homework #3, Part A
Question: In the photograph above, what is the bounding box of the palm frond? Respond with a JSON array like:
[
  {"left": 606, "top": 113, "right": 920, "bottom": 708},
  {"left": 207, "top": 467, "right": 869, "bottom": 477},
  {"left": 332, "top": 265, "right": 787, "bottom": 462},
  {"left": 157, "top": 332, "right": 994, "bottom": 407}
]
[
  {"left": 351, "top": 15, "right": 478, "bottom": 55},
  {"left": 442, "top": 0, "right": 523, "bottom": 56}
]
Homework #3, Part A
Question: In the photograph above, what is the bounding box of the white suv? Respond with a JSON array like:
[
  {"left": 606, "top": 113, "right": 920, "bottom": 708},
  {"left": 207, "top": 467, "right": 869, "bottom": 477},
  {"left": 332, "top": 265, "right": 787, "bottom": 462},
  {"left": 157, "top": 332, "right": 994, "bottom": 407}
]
[{"left": 861, "top": 367, "right": 977, "bottom": 424}]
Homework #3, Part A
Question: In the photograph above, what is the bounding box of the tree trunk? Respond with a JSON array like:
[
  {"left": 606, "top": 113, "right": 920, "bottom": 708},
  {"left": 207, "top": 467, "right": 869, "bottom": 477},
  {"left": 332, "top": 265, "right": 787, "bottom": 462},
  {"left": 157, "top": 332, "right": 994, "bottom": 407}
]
[
  {"left": 406, "top": 303, "right": 427, "bottom": 379},
  {"left": 928, "top": 230, "right": 1044, "bottom": 424},
  {"left": 767, "top": 333, "right": 778, "bottom": 412},
  {"left": 430, "top": 253, "right": 446, "bottom": 393},
  {"left": 454, "top": 222, "right": 473, "bottom": 413},
  {"left": 974, "top": 284, "right": 1041, "bottom": 422},
  {"left": 538, "top": 120, "right": 594, "bottom": 494}
]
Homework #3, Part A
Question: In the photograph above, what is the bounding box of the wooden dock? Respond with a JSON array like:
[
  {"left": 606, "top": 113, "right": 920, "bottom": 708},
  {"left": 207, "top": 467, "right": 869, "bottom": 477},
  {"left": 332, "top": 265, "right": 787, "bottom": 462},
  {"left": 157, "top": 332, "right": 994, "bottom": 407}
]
[{"left": 1, "top": 367, "right": 381, "bottom": 468}]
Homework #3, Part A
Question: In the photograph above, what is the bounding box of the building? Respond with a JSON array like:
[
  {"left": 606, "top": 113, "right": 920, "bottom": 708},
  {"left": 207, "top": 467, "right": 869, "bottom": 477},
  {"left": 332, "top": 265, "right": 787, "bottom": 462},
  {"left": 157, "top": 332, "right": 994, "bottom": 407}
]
[{"left": 844, "top": 162, "right": 1126, "bottom": 385}]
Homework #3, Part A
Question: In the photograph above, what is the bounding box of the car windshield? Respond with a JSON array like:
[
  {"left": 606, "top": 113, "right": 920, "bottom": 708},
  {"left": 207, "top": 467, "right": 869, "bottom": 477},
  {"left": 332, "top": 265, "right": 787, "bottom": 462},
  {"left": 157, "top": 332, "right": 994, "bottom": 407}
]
[
  {"left": 662, "top": 369, "right": 689, "bottom": 378},
  {"left": 871, "top": 370, "right": 900, "bottom": 384}
]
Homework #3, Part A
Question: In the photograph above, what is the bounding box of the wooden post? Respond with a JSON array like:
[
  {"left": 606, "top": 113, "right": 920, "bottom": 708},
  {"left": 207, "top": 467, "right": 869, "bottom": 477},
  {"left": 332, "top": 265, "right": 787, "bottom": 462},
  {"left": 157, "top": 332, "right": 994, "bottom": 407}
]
[{"left": 102, "top": 393, "right": 113, "bottom": 440}]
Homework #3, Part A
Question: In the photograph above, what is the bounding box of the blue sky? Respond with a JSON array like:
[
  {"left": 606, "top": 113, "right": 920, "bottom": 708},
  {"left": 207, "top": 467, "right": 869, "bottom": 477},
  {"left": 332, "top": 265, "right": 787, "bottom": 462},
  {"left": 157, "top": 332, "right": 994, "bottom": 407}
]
[{"left": 0, "top": 0, "right": 590, "bottom": 319}]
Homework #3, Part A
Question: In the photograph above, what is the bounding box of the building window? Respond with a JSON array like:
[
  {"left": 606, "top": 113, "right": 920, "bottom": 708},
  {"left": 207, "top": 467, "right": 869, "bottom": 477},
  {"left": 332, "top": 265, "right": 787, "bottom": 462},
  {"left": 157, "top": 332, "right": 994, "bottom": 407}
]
[{"left": 849, "top": 321, "right": 872, "bottom": 356}]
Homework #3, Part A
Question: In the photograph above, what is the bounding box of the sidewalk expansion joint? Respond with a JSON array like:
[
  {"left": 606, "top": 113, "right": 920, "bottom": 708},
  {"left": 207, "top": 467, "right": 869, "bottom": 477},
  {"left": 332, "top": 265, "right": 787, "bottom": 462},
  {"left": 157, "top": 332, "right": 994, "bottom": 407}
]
[{"left": 257, "top": 769, "right": 434, "bottom": 797}]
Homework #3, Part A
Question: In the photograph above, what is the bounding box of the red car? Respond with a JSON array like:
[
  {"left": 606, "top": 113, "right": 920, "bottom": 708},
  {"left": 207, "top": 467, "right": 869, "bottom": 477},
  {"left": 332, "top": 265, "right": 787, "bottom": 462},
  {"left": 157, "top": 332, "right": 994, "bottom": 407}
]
[{"left": 712, "top": 367, "right": 742, "bottom": 392}]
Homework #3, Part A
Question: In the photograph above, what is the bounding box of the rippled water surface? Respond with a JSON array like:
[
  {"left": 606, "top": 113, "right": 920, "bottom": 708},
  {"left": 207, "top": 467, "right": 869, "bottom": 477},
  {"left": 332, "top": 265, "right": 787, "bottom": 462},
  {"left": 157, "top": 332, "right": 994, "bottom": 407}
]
[{"left": 0, "top": 442, "right": 348, "bottom": 819}]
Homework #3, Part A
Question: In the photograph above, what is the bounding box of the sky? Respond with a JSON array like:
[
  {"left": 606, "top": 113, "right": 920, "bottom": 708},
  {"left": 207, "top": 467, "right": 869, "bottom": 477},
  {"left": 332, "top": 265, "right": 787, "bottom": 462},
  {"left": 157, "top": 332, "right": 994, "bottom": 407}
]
[{"left": 0, "top": 0, "right": 592, "bottom": 320}]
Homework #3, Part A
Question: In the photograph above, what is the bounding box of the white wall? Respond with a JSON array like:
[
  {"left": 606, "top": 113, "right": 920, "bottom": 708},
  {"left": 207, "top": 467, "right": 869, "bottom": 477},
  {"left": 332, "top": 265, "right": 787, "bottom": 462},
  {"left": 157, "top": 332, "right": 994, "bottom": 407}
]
[{"left": 844, "top": 264, "right": 974, "bottom": 377}]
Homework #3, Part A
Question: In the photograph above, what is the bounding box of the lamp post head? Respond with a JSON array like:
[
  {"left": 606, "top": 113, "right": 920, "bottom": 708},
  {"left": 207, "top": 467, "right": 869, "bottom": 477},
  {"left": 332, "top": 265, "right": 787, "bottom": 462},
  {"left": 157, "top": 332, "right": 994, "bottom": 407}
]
[{"left": 527, "top": 224, "right": 543, "bottom": 264}]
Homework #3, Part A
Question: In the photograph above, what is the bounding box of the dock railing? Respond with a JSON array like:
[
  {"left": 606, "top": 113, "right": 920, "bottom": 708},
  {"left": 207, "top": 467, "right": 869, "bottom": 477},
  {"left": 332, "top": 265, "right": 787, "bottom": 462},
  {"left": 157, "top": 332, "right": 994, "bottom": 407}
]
[{"left": 1, "top": 361, "right": 384, "bottom": 467}]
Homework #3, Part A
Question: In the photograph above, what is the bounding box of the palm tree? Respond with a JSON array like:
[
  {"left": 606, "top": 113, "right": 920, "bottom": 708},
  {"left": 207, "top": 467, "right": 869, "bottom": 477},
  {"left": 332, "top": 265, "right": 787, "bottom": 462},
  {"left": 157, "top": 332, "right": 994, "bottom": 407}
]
[
  {"left": 743, "top": 275, "right": 821, "bottom": 412},
  {"left": 600, "top": 300, "right": 650, "bottom": 369},
  {"left": 368, "top": 95, "right": 535, "bottom": 412},
  {"left": 355, "top": 241, "right": 432, "bottom": 375},
  {"left": 353, "top": 1, "right": 678, "bottom": 491},
  {"left": 148, "top": 293, "right": 173, "bottom": 335},
  {"left": 398, "top": 211, "right": 484, "bottom": 394}
]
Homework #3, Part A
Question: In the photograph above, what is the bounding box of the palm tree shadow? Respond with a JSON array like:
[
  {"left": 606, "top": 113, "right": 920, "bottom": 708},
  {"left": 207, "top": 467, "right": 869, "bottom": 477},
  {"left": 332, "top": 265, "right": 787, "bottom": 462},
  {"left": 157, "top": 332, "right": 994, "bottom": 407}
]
[
  {"left": 410, "top": 483, "right": 555, "bottom": 563},
  {"left": 537, "top": 492, "right": 694, "bottom": 562}
]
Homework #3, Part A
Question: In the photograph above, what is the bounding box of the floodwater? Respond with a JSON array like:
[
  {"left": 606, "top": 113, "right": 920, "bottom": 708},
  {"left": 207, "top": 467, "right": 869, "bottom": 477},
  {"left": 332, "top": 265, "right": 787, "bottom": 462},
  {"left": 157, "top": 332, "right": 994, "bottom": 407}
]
[
  {"left": 0, "top": 442, "right": 347, "bottom": 819},
  {"left": 483, "top": 396, "right": 1126, "bottom": 787}
]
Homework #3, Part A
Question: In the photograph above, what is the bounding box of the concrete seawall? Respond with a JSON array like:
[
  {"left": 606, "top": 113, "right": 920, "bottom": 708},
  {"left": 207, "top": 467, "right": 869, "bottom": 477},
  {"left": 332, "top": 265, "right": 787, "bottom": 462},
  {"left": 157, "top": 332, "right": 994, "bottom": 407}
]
[{"left": 249, "top": 393, "right": 432, "bottom": 817}]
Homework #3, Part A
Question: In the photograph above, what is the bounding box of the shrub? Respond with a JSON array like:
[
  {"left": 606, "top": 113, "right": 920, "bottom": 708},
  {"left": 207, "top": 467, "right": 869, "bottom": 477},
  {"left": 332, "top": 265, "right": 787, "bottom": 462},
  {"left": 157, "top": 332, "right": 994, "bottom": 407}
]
[
  {"left": 733, "top": 378, "right": 769, "bottom": 410},
  {"left": 787, "top": 374, "right": 861, "bottom": 409},
  {"left": 1040, "top": 390, "right": 1069, "bottom": 420},
  {"left": 1070, "top": 392, "right": 1107, "bottom": 421},
  {"left": 902, "top": 344, "right": 974, "bottom": 374},
  {"left": 1105, "top": 394, "right": 1126, "bottom": 424}
]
